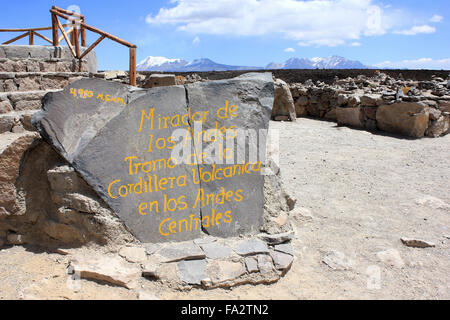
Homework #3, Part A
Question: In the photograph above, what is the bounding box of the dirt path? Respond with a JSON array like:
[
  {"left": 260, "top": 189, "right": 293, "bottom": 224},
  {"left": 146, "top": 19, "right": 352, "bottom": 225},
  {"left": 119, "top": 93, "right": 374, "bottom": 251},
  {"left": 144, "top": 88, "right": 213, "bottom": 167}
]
[{"left": 1, "top": 118, "right": 449, "bottom": 300}]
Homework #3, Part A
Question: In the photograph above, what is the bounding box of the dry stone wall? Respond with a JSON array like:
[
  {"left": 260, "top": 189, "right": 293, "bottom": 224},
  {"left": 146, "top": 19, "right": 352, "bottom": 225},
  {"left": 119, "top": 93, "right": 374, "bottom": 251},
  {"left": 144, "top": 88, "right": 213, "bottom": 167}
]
[
  {"left": 0, "top": 45, "right": 97, "bottom": 73},
  {"left": 0, "top": 72, "right": 92, "bottom": 92},
  {"left": 287, "top": 72, "right": 450, "bottom": 138}
]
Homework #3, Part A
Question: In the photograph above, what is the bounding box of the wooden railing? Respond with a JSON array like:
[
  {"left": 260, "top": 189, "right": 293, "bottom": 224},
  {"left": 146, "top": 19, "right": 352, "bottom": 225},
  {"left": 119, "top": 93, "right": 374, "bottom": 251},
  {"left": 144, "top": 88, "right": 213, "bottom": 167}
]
[
  {"left": 0, "top": 6, "right": 137, "bottom": 86},
  {"left": 0, "top": 24, "right": 71, "bottom": 45}
]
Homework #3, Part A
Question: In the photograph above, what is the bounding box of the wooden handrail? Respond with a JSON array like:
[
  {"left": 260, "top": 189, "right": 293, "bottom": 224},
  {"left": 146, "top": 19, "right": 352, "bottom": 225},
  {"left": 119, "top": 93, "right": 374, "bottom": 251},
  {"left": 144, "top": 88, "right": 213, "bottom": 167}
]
[
  {"left": 33, "top": 31, "right": 53, "bottom": 44},
  {"left": 50, "top": 9, "right": 136, "bottom": 48},
  {"left": 79, "top": 34, "right": 105, "bottom": 60},
  {"left": 0, "top": 24, "right": 70, "bottom": 32},
  {"left": 52, "top": 6, "right": 84, "bottom": 19},
  {"left": 0, "top": 6, "right": 137, "bottom": 86},
  {"left": 51, "top": 6, "right": 137, "bottom": 86},
  {"left": 2, "top": 32, "right": 29, "bottom": 45}
]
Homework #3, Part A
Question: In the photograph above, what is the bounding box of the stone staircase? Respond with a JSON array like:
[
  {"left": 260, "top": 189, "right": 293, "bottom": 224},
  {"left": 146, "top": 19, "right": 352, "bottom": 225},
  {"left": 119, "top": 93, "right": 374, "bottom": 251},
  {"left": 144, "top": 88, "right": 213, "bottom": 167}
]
[{"left": 0, "top": 45, "right": 101, "bottom": 136}]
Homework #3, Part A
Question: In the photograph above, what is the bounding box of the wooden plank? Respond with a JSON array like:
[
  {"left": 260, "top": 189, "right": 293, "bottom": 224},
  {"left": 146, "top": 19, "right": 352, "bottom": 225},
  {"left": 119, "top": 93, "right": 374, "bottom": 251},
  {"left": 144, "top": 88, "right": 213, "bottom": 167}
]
[
  {"left": 129, "top": 47, "right": 137, "bottom": 86},
  {"left": 2, "top": 32, "right": 29, "bottom": 45},
  {"left": 50, "top": 9, "right": 136, "bottom": 48},
  {"left": 55, "top": 17, "right": 76, "bottom": 57},
  {"left": 33, "top": 31, "right": 53, "bottom": 44},
  {"left": 79, "top": 35, "right": 105, "bottom": 59}
]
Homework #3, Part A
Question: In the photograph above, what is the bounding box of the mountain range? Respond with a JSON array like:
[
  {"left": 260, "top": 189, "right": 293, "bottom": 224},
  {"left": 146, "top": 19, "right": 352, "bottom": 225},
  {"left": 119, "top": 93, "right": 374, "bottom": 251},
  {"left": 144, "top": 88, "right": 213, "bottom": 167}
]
[
  {"left": 136, "top": 56, "right": 263, "bottom": 72},
  {"left": 137, "top": 55, "right": 369, "bottom": 72}
]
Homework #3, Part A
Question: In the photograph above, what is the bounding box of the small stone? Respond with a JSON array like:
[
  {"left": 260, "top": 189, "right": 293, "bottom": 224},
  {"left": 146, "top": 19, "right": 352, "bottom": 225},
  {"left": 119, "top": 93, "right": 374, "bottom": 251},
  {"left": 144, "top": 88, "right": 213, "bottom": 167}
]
[
  {"left": 68, "top": 255, "right": 141, "bottom": 289},
  {"left": 201, "top": 277, "right": 212, "bottom": 287},
  {"left": 270, "top": 250, "right": 294, "bottom": 270},
  {"left": 360, "top": 94, "right": 382, "bottom": 106},
  {"left": 244, "top": 257, "right": 258, "bottom": 273},
  {"left": 259, "top": 231, "right": 294, "bottom": 245},
  {"left": 274, "top": 115, "right": 290, "bottom": 121},
  {"left": 348, "top": 95, "right": 361, "bottom": 107},
  {"left": 144, "top": 243, "right": 159, "bottom": 256},
  {"left": 138, "top": 291, "right": 160, "bottom": 300},
  {"left": 257, "top": 254, "right": 274, "bottom": 274},
  {"left": 415, "top": 196, "right": 450, "bottom": 210},
  {"left": 291, "top": 207, "right": 313, "bottom": 223},
  {"left": 376, "top": 249, "right": 405, "bottom": 268},
  {"left": 159, "top": 242, "right": 205, "bottom": 263},
  {"left": 429, "top": 108, "right": 442, "bottom": 121},
  {"left": 0, "top": 101, "right": 13, "bottom": 114},
  {"left": 177, "top": 259, "right": 207, "bottom": 285},
  {"left": 337, "top": 94, "right": 348, "bottom": 106},
  {"left": 322, "top": 251, "right": 353, "bottom": 270},
  {"left": 143, "top": 74, "right": 176, "bottom": 88},
  {"left": 142, "top": 261, "right": 159, "bottom": 279},
  {"left": 119, "top": 246, "right": 147, "bottom": 263},
  {"left": 234, "top": 239, "right": 269, "bottom": 256},
  {"left": 194, "top": 236, "right": 217, "bottom": 245},
  {"left": 272, "top": 212, "right": 288, "bottom": 226},
  {"left": 199, "top": 243, "right": 232, "bottom": 259},
  {"left": 401, "top": 237, "right": 436, "bottom": 248},
  {"left": 207, "top": 260, "right": 246, "bottom": 284},
  {"left": 274, "top": 243, "right": 294, "bottom": 256},
  {"left": 7, "top": 232, "right": 26, "bottom": 245}
]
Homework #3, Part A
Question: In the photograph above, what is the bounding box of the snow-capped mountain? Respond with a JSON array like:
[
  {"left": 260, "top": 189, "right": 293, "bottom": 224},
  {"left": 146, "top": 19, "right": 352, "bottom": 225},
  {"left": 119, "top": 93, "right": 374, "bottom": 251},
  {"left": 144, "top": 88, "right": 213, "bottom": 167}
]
[
  {"left": 137, "top": 56, "right": 262, "bottom": 72},
  {"left": 137, "top": 55, "right": 368, "bottom": 72},
  {"left": 266, "top": 55, "right": 367, "bottom": 69},
  {"left": 136, "top": 56, "right": 189, "bottom": 72}
]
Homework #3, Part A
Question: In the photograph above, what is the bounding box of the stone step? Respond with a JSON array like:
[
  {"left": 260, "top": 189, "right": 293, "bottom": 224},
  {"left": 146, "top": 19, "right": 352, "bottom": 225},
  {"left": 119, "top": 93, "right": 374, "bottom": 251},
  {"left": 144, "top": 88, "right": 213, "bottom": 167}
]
[
  {"left": 1, "top": 89, "right": 61, "bottom": 113},
  {"left": 0, "top": 45, "right": 98, "bottom": 73},
  {"left": 0, "top": 110, "right": 38, "bottom": 134},
  {"left": 0, "top": 72, "right": 104, "bottom": 92},
  {"left": 0, "top": 57, "right": 90, "bottom": 73}
]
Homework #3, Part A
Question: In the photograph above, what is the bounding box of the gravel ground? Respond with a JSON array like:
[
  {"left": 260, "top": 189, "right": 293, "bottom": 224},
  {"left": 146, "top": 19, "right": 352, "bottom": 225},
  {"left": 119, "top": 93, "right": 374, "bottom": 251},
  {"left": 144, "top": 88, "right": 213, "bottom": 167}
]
[{"left": 1, "top": 118, "right": 449, "bottom": 300}]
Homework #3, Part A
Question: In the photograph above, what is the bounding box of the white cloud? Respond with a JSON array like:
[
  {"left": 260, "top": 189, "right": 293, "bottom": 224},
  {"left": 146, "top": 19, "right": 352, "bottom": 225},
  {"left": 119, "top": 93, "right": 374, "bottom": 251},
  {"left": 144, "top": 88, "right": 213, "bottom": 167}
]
[
  {"left": 192, "top": 36, "right": 200, "bottom": 45},
  {"left": 146, "top": 0, "right": 404, "bottom": 47},
  {"left": 430, "top": 14, "right": 443, "bottom": 23},
  {"left": 284, "top": 47, "right": 295, "bottom": 52},
  {"left": 374, "top": 58, "right": 450, "bottom": 70},
  {"left": 350, "top": 42, "right": 362, "bottom": 47},
  {"left": 394, "top": 25, "right": 436, "bottom": 36}
]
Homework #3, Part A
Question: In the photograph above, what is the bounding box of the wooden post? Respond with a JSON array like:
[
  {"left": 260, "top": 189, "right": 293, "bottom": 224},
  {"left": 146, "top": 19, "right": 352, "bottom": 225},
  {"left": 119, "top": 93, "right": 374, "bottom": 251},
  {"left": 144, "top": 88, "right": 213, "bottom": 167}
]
[
  {"left": 129, "top": 47, "right": 137, "bottom": 86},
  {"left": 52, "top": 14, "right": 59, "bottom": 46},
  {"left": 73, "top": 26, "right": 80, "bottom": 58},
  {"left": 81, "top": 18, "right": 87, "bottom": 47},
  {"left": 29, "top": 31, "right": 34, "bottom": 45},
  {"left": 70, "top": 21, "right": 76, "bottom": 45}
]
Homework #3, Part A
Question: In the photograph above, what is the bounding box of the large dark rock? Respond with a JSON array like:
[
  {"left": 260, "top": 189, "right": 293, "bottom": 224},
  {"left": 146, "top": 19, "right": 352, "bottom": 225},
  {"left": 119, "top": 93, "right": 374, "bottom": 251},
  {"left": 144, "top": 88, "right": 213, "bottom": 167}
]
[
  {"left": 186, "top": 73, "right": 274, "bottom": 237},
  {"left": 32, "top": 73, "right": 274, "bottom": 243}
]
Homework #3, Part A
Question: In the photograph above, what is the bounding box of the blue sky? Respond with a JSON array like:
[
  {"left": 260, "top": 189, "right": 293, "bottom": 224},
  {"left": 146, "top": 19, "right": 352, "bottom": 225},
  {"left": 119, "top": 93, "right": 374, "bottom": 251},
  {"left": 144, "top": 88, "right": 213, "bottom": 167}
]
[{"left": 1, "top": 0, "right": 449, "bottom": 70}]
